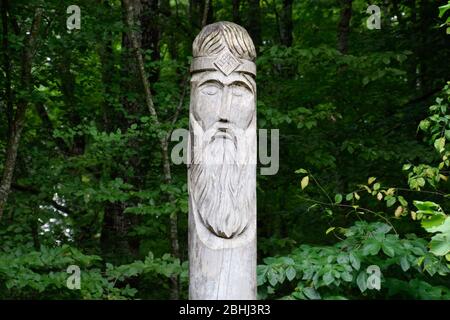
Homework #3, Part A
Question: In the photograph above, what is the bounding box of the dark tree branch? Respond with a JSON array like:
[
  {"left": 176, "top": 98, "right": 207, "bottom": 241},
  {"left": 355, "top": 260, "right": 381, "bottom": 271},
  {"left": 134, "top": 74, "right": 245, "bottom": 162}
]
[
  {"left": 34, "top": 102, "right": 71, "bottom": 153},
  {"left": 11, "top": 183, "right": 72, "bottom": 215},
  {"left": 169, "top": 76, "right": 189, "bottom": 128},
  {"left": 35, "top": 102, "right": 54, "bottom": 132}
]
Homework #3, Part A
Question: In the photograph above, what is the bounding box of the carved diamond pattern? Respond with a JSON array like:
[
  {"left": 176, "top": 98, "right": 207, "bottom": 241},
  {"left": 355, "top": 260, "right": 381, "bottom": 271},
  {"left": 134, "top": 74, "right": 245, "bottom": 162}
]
[{"left": 213, "top": 51, "right": 241, "bottom": 76}]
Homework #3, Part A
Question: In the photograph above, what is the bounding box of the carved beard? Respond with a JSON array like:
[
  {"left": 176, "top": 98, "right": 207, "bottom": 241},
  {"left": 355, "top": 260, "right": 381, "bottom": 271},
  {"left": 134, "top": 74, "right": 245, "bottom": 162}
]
[{"left": 190, "top": 125, "right": 252, "bottom": 239}]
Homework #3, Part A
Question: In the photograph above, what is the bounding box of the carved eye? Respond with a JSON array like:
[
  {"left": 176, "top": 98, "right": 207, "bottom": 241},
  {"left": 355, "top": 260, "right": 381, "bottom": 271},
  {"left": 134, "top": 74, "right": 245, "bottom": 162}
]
[
  {"left": 201, "top": 84, "right": 220, "bottom": 96},
  {"left": 231, "top": 84, "right": 250, "bottom": 97}
]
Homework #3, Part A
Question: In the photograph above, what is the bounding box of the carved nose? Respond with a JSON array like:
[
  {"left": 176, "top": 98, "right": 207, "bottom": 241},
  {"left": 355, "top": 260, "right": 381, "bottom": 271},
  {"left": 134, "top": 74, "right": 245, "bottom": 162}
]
[{"left": 218, "top": 86, "right": 231, "bottom": 122}]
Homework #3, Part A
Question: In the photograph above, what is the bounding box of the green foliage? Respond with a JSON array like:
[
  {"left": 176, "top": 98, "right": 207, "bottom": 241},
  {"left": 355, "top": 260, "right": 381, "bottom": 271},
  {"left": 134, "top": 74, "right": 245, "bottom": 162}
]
[
  {"left": 414, "top": 201, "right": 450, "bottom": 257},
  {"left": 258, "top": 84, "right": 450, "bottom": 299},
  {"left": 258, "top": 221, "right": 450, "bottom": 300},
  {"left": 0, "top": 243, "right": 187, "bottom": 299},
  {"left": 439, "top": 1, "right": 450, "bottom": 34},
  {"left": 1, "top": 0, "right": 450, "bottom": 300}
]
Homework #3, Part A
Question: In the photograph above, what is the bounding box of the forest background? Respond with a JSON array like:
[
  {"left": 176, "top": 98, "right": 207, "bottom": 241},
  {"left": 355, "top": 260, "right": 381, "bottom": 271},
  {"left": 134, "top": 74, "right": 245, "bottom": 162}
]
[{"left": 0, "top": 0, "right": 450, "bottom": 299}]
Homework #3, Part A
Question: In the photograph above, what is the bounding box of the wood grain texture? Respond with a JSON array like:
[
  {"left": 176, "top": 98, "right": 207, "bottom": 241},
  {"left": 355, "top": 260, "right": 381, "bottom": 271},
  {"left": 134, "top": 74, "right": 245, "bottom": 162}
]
[{"left": 188, "top": 22, "right": 257, "bottom": 300}]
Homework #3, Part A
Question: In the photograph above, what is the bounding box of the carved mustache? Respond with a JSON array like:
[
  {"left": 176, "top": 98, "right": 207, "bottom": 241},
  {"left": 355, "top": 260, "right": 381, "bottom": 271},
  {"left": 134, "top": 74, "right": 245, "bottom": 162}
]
[{"left": 210, "top": 123, "right": 236, "bottom": 142}]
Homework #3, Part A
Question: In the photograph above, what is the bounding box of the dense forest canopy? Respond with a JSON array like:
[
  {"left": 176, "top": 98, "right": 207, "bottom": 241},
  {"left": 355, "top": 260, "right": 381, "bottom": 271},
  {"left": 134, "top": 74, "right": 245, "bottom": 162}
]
[{"left": 0, "top": 0, "right": 449, "bottom": 299}]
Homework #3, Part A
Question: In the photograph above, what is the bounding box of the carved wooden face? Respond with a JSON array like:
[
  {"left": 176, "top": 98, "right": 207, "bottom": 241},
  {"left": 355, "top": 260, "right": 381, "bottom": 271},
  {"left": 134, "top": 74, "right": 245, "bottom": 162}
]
[
  {"left": 189, "top": 69, "right": 256, "bottom": 239},
  {"left": 191, "top": 71, "right": 255, "bottom": 135}
]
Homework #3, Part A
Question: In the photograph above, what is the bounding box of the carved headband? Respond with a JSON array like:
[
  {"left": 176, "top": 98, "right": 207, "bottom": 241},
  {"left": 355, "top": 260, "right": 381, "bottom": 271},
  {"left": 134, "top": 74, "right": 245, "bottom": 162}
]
[{"left": 190, "top": 50, "right": 256, "bottom": 77}]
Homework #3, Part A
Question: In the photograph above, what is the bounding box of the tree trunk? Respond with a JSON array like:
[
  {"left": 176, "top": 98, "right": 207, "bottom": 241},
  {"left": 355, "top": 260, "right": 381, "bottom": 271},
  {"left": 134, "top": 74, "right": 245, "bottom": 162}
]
[
  {"left": 280, "top": 0, "right": 293, "bottom": 47},
  {"left": 1, "top": 0, "right": 13, "bottom": 139},
  {"left": 417, "top": 0, "right": 434, "bottom": 94},
  {"left": 56, "top": 54, "right": 85, "bottom": 155},
  {"left": 202, "top": 0, "right": 210, "bottom": 27},
  {"left": 247, "top": 0, "right": 261, "bottom": 49},
  {"left": 189, "top": 0, "right": 203, "bottom": 31},
  {"left": 97, "top": 0, "right": 115, "bottom": 132},
  {"left": 140, "top": 0, "right": 161, "bottom": 84},
  {"left": 337, "top": 0, "right": 352, "bottom": 54},
  {"left": 232, "top": 0, "right": 240, "bottom": 24},
  {"left": 0, "top": 8, "right": 43, "bottom": 221},
  {"left": 100, "top": 202, "right": 135, "bottom": 263},
  {"left": 123, "top": 0, "right": 180, "bottom": 300},
  {"left": 121, "top": 0, "right": 142, "bottom": 118}
]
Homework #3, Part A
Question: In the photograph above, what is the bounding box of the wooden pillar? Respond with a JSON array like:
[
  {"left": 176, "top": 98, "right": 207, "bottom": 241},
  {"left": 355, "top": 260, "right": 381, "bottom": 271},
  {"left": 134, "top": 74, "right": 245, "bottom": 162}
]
[{"left": 188, "top": 21, "right": 257, "bottom": 300}]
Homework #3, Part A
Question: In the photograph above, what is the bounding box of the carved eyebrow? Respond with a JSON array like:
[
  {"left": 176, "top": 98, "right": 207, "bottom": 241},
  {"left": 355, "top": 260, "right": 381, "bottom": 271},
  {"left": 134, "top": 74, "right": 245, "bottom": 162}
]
[
  {"left": 198, "top": 79, "right": 223, "bottom": 88},
  {"left": 230, "top": 80, "right": 252, "bottom": 93}
]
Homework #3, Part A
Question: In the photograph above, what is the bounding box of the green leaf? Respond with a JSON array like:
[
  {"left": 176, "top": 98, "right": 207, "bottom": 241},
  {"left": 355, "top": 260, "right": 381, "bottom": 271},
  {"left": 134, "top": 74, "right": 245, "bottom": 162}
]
[
  {"left": 425, "top": 215, "right": 450, "bottom": 233},
  {"left": 419, "top": 119, "right": 430, "bottom": 131},
  {"left": 257, "top": 273, "right": 266, "bottom": 286},
  {"left": 386, "top": 196, "right": 396, "bottom": 208},
  {"left": 341, "top": 272, "right": 353, "bottom": 282},
  {"left": 397, "top": 196, "right": 408, "bottom": 207},
  {"left": 349, "top": 252, "right": 361, "bottom": 270},
  {"left": 281, "top": 257, "right": 295, "bottom": 265},
  {"left": 413, "top": 201, "right": 441, "bottom": 215},
  {"left": 402, "top": 164, "right": 412, "bottom": 171},
  {"left": 439, "top": 3, "right": 450, "bottom": 18},
  {"left": 421, "top": 214, "right": 446, "bottom": 229},
  {"left": 417, "top": 177, "right": 425, "bottom": 187},
  {"left": 362, "top": 77, "right": 370, "bottom": 86},
  {"left": 303, "top": 287, "right": 321, "bottom": 300},
  {"left": 356, "top": 271, "right": 368, "bottom": 293},
  {"left": 335, "top": 194, "right": 343, "bottom": 204},
  {"left": 322, "top": 272, "right": 334, "bottom": 285},
  {"left": 268, "top": 269, "right": 278, "bottom": 287},
  {"left": 400, "top": 256, "right": 410, "bottom": 272},
  {"left": 325, "top": 227, "right": 335, "bottom": 235},
  {"left": 429, "top": 233, "right": 450, "bottom": 256},
  {"left": 285, "top": 266, "right": 296, "bottom": 281},
  {"left": 381, "top": 242, "right": 396, "bottom": 257},
  {"left": 434, "top": 137, "right": 446, "bottom": 153},
  {"left": 362, "top": 239, "right": 381, "bottom": 256},
  {"left": 301, "top": 176, "right": 309, "bottom": 190}
]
